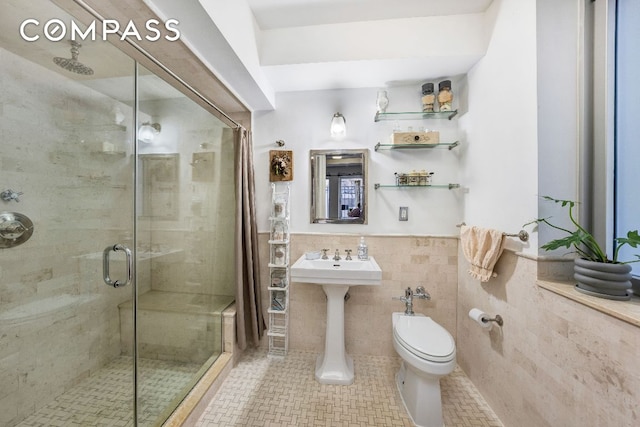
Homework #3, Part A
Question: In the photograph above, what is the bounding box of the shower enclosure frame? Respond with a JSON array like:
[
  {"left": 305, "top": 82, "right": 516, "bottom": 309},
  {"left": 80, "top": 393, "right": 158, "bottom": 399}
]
[{"left": 125, "top": 40, "right": 242, "bottom": 427}]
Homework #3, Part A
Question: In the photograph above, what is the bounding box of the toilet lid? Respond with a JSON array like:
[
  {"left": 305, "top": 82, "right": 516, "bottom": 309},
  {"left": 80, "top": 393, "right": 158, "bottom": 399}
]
[{"left": 394, "top": 316, "right": 455, "bottom": 362}]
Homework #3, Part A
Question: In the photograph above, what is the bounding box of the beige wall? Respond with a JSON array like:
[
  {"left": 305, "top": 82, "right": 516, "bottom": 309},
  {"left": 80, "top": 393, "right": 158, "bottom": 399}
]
[
  {"left": 259, "top": 233, "right": 459, "bottom": 357},
  {"left": 457, "top": 250, "right": 640, "bottom": 427}
]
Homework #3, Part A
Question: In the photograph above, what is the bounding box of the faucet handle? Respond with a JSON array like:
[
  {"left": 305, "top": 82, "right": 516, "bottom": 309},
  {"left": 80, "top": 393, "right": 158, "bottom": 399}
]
[
  {"left": 344, "top": 249, "right": 352, "bottom": 260},
  {"left": 321, "top": 249, "right": 329, "bottom": 259},
  {"left": 1, "top": 189, "right": 23, "bottom": 203}
]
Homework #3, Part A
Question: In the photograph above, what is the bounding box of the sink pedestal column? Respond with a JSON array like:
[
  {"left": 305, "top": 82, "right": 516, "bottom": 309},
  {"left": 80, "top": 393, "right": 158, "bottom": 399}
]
[{"left": 315, "top": 284, "right": 354, "bottom": 385}]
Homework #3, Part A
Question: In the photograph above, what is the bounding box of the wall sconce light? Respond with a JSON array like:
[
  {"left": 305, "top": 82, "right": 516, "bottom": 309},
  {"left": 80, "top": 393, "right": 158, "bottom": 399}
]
[
  {"left": 330, "top": 112, "right": 346, "bottom": 138},
  {"left": 138, "top": 122, "right": 161, "bottom": 143}
]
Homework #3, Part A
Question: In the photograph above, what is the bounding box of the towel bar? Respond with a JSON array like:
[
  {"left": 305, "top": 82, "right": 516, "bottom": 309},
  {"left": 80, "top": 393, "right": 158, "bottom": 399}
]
[{"left": 456, "top": 222, "right": 529, "bottom": 242}]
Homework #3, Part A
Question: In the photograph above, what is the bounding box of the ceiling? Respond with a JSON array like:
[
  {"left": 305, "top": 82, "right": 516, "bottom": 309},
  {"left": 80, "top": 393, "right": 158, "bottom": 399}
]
[
  {"left": 247, "top": 0, "right": 493, "bottom": 30},
  {"left": 243, "top": 0, "right": 494, "bottom": 94},
  {"left": 0, "top": 0, "right": 184, "bottom": 101},
  {"left": 0, "top": 0, "right": 496, "bottom": 111}
]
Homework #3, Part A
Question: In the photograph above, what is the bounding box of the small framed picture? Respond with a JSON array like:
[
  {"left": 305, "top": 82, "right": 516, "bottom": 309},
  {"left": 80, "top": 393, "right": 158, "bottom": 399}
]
[{"left": 269, "top": 150, "right": 293, "bottom": 182}]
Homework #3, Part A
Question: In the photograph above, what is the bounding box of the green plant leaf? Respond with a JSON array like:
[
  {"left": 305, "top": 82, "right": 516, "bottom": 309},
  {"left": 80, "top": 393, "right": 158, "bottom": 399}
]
[
  {"left": 535, "top": 196, "right": 639, "bottom": 263},
  {"left": 616, "top": 230, "right": 640, "bottom": 248},
  {"left": 541, "top": 195, "right": 576, "bottom": 209},
  {"left": 540, "top": 231, "right": 584, "bottom": 251},
  {"left": 523, "top": 218, "right": 546, "bottom": 227}
]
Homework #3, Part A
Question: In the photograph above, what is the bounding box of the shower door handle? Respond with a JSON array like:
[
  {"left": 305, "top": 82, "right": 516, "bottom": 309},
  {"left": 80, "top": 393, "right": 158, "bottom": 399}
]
[{"left": 103, "top": 244, "right": 132, "bottom": 288}]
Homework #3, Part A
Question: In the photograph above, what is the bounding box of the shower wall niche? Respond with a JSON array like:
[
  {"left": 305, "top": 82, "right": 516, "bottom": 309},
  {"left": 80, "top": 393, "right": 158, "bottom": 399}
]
[{"left": 0, "top": 3, "right": 236, "bottom": 425}]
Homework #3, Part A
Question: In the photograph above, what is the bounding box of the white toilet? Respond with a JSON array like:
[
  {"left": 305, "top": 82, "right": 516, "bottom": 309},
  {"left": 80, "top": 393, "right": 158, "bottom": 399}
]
[{"left": 392, "top": 312, "right": 456, "bottom": 427}]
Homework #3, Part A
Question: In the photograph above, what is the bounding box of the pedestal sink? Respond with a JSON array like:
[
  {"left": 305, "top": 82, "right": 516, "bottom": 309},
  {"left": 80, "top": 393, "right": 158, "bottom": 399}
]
[{"left": 291, "top": 255, "right": 382, "bottom": 385}]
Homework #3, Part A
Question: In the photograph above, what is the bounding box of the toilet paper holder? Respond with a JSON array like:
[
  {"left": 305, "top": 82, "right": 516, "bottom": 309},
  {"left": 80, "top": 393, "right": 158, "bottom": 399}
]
[{"left": 482, "top": 314, "right": 504, "bottom": 327}]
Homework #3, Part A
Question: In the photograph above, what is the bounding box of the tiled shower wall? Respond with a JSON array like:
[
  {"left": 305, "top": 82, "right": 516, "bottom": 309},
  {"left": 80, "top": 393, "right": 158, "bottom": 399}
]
[
  {"left": 259, "top": 233, "right": 459, "bottom": 357},
  {"left": 138, "top": 126, "right": 236, "bottom": 298},
  {"left": 0, "top": 47, "right": 135, "bottom": 426}
]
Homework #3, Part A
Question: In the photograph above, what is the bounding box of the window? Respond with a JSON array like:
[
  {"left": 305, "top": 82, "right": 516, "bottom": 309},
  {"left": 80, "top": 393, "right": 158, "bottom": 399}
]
[
  {"left": 339, "top": 177, "right": 363, "bottom": 219},
  {"left": 614, "top": 0, "right": 640, "bottom": 276}
]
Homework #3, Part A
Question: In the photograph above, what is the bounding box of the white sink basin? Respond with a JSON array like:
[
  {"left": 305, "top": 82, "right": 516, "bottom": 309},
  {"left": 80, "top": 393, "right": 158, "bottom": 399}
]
[{"left": 291, "top": 255, "right": 382, "bottom": 286}]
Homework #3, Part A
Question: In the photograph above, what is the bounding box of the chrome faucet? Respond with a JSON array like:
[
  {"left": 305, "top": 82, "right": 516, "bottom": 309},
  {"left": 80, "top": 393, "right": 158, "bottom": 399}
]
[
  {"left": 321, "top": 249, "right": 329, "bottom": 260},
  {"left": 393, "top": 286, "right": 431, "bottom": 316},
  {"left": 333, "top": 249, "right": 341, "bottom": 261},
  {"left": 344, "top": 249, "right": 352, "bottom": 260}
]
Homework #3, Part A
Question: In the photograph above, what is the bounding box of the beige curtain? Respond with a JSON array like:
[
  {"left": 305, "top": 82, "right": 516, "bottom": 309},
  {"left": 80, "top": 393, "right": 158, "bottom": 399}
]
[{"left": 234, "top": 128, "right": 265, "bottom": 350}]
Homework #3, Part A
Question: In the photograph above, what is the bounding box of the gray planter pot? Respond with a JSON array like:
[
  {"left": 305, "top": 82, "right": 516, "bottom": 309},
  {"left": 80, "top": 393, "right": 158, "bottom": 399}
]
[{"left": 574, "top": 258, "right": 632, "bottom": 300}]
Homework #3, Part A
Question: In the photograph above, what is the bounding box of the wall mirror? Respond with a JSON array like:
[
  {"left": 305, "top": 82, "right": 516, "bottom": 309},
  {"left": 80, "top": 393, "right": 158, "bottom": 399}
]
[{"left": 310, "top": 149, "right": 368, "bottom": 224}]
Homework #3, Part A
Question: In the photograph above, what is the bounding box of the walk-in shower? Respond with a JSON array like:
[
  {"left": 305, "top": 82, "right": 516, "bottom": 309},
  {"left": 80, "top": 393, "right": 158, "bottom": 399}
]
[{"left": 0, "top": 1, "right": 235, "bottom": 425}]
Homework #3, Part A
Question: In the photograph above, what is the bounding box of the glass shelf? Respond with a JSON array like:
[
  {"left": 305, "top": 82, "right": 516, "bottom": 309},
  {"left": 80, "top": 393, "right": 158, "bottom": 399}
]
[
  {"left": 374, "top": 110, "right": 458, "bottom": 122},
  {"left": 268, "top": 239, "right": 290, "bottom": 245},
  {"left": 375, "top": 141, "right": 459, "bottom": 151},
  {"left": 374, "top": 183, "right": 460, "bottom": 190}
]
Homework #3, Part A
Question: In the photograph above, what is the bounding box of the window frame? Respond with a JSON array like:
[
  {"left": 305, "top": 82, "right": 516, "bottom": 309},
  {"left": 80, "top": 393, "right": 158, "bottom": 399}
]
[{"left": 591, "top": 0, "right": 639, "bottom": 283}]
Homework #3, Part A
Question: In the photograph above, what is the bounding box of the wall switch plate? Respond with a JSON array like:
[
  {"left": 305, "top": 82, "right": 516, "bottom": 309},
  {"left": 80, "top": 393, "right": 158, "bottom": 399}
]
[{"left": 399, "top": 206, "right": 409, "bottom": 221}]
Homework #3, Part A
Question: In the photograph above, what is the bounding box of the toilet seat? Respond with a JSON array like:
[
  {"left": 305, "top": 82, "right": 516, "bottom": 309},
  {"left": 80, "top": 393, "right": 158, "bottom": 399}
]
[{"left": 394, "top": 315, "right": 455, "bottom": 363}]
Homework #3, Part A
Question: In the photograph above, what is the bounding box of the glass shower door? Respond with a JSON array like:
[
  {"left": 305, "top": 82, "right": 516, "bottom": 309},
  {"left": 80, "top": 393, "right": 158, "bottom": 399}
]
[
  {"left": 134, "top": 66, "right": 235, "bottom": 426},
  {"left": 0, "top": 1, "right": 137, "bottom": 425}
]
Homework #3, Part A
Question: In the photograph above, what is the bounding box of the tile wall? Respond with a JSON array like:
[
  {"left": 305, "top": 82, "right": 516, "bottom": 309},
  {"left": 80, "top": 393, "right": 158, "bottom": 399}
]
[
  {"left": 259, "top": 233, "right": 458, "bottom": 357},
  {"left": 457, "top": 250, "right": 640, "bottom": 426},
  {"left": 0, "top": 46, "right": 136, "bottom": 426}
]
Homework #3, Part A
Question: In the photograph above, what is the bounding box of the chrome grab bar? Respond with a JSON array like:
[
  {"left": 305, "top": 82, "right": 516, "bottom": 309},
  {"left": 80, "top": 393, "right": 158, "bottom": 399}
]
[{"left": 103, "top": 244, "right": 132, "bottom": 288}]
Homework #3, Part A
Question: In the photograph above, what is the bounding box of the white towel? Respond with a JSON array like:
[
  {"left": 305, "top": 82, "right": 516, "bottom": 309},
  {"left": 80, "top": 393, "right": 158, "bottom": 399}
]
[{"left": 460, "top": 225, "right": 506, "bottom": 282}]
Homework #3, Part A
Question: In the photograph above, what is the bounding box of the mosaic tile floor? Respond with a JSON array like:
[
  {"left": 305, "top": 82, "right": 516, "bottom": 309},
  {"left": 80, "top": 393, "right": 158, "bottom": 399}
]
[
  {"left": 16, "top": 357, "right": 201, "bottom": 427},
  {"left": 196, "top": 348, "right": 503, "bottom": 427}
]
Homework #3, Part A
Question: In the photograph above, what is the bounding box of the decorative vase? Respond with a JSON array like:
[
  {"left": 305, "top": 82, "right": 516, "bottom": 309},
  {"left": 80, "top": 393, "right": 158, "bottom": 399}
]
[
  {"left": 574, "top": 258, "right": 632, "bottom": 300},
  {"left": 376, "top": 90, "right": 389, "bottom": 113}
]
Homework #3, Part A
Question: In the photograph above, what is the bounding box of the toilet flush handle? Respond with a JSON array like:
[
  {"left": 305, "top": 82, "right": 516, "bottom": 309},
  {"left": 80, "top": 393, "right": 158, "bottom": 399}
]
[{"left": 414, "top": 286, "right": 431, "bottom": 300}]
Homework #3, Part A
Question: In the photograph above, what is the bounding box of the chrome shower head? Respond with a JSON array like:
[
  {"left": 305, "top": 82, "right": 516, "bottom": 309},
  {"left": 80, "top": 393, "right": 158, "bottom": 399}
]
[{"left": 53, "top": 41, "right": 94, "bottom": 76}]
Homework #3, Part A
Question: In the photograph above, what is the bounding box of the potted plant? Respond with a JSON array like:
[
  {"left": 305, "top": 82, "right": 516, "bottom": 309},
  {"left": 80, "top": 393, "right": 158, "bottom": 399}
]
[{"left": 527, "top": 196, "right": 640, "bottom": 300}]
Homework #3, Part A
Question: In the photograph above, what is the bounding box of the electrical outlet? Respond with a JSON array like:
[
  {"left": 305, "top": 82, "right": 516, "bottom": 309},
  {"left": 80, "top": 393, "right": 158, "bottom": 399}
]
[{"left": 399, "top": 206, "right": 409, "bottom": 221}]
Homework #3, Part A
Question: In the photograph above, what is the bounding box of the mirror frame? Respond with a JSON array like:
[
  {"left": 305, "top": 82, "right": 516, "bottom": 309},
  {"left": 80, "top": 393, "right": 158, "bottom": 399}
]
[{"left": 309, "top": 149, "right": 368, "bottom": 224}]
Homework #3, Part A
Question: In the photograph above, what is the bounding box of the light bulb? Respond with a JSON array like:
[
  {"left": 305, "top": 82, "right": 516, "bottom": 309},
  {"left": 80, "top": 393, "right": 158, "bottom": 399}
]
[{"left": 330, "top": 112, "right": 346, "bottom": 138}]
